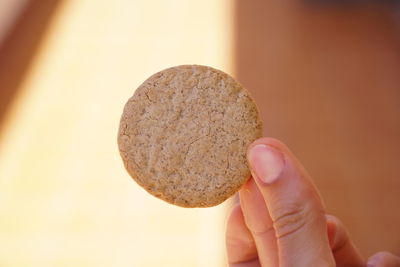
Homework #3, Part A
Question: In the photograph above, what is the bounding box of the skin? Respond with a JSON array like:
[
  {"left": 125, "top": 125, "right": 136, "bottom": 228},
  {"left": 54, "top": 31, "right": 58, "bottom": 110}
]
[{"left": 226, "top": 137, "right": 400, "bottom": 267}]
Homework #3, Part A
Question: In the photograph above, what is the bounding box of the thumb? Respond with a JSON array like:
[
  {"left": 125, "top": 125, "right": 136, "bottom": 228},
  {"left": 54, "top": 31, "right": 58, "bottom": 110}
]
[{"left": 247, "top": 138, "right": 335, "bottom": 267}]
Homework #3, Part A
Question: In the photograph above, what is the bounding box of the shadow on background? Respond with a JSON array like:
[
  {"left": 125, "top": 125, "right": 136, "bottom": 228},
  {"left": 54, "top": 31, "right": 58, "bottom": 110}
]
[
  {"left": 0, "top": 0, "right": 62, "bottom": 129},
  {"left": 234, "top": 0, "right": 400, "bottom": 257}
]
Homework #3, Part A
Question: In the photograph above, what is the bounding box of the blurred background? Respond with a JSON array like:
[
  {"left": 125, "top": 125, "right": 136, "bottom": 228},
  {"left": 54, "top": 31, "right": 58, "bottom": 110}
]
[{"left": 0, "top": 0, "right": 399, "bottom": 266}]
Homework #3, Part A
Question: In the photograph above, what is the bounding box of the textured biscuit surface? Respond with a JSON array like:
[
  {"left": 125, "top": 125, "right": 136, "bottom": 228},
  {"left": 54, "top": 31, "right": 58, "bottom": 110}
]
[{"left": 118, "top": 65, "right": 262, "bottom": 207}]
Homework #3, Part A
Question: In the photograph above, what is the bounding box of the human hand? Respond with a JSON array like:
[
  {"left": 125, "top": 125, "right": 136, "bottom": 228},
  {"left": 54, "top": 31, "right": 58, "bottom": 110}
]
[{"left": 226, "top": 138, "right": 400, "bottom": 267}]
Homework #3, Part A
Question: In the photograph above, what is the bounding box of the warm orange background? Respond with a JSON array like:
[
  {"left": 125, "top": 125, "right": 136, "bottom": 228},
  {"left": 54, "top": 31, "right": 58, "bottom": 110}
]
[
  {"left": 0, "top": 0, "right": 399, "bottom": 266},
  {"left": 235, "top": 0, "right": 400, "bottom": 257}
]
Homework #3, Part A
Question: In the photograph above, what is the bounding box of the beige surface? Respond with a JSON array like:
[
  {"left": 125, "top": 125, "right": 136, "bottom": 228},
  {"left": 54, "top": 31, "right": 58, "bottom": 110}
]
[
  {"left": 118, "top": 65, "right": 262, "bottom": 207},
  {"left": 0, "top": 1, "right": 233, "bottom": 266}
]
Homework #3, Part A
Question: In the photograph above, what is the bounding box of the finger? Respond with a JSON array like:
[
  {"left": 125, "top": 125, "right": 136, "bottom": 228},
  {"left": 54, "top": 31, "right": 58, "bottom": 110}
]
[
  {"left": 239, "top": 178, "right": 279, "bottom": 267},
  {"left": 247, "top": 137, "right": 335, "bottom": 266},
  {"left": 326, "top": 215, "right": 364, "bottom": 267},
  {"left": 226, "top": 203, "right": 259, "bottom": 266},
  {"left": 367, "top": 251, "right": 400, "bottom": 267}
]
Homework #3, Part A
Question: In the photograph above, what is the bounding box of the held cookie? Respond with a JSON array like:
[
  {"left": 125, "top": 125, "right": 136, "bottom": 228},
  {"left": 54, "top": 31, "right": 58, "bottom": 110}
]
[{"left": 118, "top": 65, "right": 262, "bottom": 207}]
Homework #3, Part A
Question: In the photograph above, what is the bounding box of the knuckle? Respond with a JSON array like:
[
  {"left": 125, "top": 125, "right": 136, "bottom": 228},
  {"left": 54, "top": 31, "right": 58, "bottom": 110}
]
[
  {"left": 242, "top": 209, "right": 275, "bottom": 237},
  {"left": 272, "top": 202, "right": 314, "bottom": 240},
  {"left": 273, "top": 204, "right": 307, "bottom": 240},
  {"left": 249, "top": 223, "right": 275, "bottom": 238}
]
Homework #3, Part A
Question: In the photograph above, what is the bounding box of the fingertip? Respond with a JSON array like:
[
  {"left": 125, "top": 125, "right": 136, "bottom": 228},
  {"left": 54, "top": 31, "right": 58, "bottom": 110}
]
[
  {"left": 247, "top": 137, "right": 288, "bottom": 157},
  {"left": 325, "top": 215, "right": 365, "bottom": 266},
  {"left": 226, "top": 202, "right": 258, "bottom": 265},
  {"left": 237, "top": 176, "right": 278, "bottom": 267},
  {"left": 325, "top": 215, "right": 338, "bottom": 249},
  {"left": 227, "top": 203, "right": 244, "bottom": 229},
  {"left": 226, "top": 203, "right": 248, "bottom": 244},
  {"left": 246, "top": 138, "right": 304, "bottom": 186},
  {"left": 325, "top": 215, "right": 349, "bottom": 252},
  {"left": 247, "top": 144, "right": 285, "bottom": 185},
  {"left": 238, "top": 177, "right": 274, "bottom": 236},
  {"left": 367, "top": 251, "right": 400, "bottom": 267},
  {"left": 228, "top": 203, "right": 242, "bottom": 219}
]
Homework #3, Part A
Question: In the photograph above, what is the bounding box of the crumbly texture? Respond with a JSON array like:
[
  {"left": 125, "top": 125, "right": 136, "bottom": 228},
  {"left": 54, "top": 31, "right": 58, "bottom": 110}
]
[{"left": 118, "top": 65, "right": 262, "bottom": 207}]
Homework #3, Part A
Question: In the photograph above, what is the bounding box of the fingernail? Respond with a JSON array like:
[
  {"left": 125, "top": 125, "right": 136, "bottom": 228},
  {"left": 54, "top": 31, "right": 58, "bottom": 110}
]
[{"left": 248, "top": 144, "right": 285, "bottom": 184}]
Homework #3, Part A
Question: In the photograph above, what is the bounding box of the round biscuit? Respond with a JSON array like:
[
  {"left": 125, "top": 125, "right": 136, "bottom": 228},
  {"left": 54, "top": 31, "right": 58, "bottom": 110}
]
[{"left": 118, "top": 65, "right": 262, "bottom": 207}]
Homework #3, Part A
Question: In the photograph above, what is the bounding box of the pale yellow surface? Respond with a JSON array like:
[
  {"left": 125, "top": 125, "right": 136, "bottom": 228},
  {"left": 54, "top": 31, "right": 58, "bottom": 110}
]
[{"left": 0, "top": 1, "right": 233, "bottom": 266}]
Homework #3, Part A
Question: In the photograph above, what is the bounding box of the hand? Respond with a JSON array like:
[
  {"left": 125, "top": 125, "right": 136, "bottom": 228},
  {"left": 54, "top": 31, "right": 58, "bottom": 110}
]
[{"left": 226, "top": 137, "right": 400, "bottom": 267}]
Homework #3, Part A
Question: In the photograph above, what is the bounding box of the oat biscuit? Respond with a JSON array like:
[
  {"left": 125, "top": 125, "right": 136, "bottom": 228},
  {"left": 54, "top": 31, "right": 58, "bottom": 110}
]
[{"left": 118, "top": 65, "right": 262, "bottom": 207}]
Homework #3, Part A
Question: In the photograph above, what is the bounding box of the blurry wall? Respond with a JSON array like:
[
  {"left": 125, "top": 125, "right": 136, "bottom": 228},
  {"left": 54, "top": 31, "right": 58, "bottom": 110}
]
[{"left": 235, "top": 0, "right": 400, "bottom": 257}]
